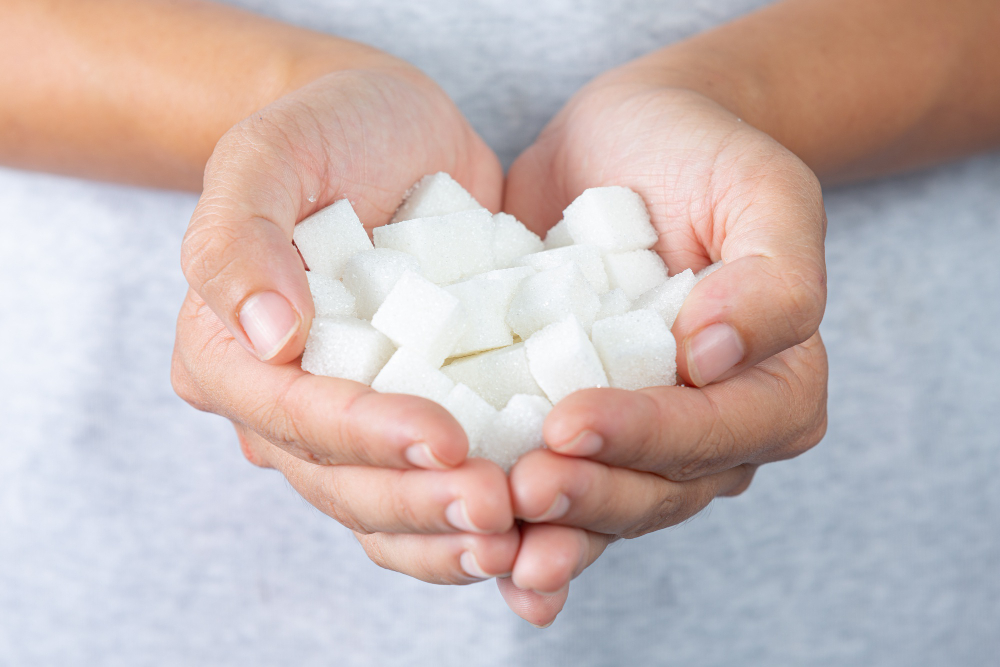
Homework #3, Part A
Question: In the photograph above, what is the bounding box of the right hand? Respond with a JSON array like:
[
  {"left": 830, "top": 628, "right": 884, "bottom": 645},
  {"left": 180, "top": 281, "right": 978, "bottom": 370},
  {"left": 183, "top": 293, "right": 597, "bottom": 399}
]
[{"left": 171, "top": 58, "right": 519, "bottom": 584}]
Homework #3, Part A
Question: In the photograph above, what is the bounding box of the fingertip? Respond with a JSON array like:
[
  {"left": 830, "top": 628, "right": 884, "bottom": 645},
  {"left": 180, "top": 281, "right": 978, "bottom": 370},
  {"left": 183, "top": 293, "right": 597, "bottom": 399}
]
[{"left": 496, "top": 576, "right": 569, "bottom": 628}]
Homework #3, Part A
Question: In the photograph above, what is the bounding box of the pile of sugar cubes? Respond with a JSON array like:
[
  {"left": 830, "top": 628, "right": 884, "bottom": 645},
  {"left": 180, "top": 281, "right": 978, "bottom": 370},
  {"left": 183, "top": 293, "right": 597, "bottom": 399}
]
[{"left": 294, "top": 173, "right": 718, "bottom": 471}]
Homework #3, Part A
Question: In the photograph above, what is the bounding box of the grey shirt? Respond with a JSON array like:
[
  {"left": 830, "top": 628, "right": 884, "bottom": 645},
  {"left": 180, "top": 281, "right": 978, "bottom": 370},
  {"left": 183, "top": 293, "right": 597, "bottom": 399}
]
[{"left": 1, "top": 1, "right": 998, "bottom": 665}]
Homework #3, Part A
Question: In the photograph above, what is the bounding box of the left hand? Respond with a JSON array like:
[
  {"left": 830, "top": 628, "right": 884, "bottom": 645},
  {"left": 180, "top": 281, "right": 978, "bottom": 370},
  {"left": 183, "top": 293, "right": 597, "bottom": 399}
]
[{"left": 497, "top": 67, "right": 829, "bottom": 627}]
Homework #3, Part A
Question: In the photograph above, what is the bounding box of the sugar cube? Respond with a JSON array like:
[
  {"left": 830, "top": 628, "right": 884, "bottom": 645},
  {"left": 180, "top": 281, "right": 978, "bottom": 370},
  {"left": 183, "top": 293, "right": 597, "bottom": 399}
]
[
  {"left": 478, "top": 394, "right": 552, "bottom": 472},
  {"left": 604, "top": 249, "right": 669, "bottom": 300},
  {"left": 597, "top": 288, "right": 631, "bottom": 320},
  {"left": 301, "top": 316, "right": 395, "bottom": 385},
  {"left": 562, "top": 187, "right": 658, "bottom": 253},
  {"left": 591, "top": 309, "right": 677, "bottom": 390},
  {"left": 293, "top": 199, "right": 373, "bottom": 279},
  {"left": 492, "top": 213, "right": 543, "bottom": 268},
  {"left": 371, "top": 348, "right": 455, "bottom": 404},
  {"left": 524, "top": 316, "right": 609, "bottom": 403},
  {"left": 341, "top": 248, "right": 421, "bottom": 320},
  {"left": 371, "top": 271, "right": 466, "bottom": 367},
  {"left": 441, "top": 343, "right": 544, "bottom": 409},
  {"left": 306, "top": 272, "right": 357, "bottom": 318},
  {"left": 446, "top": 267, "right": 535, "bottom": 357},
  {"left": 631, "top": 268, "right": 696, "bottom": 329},
  {"left": 374, "top": 209, "right": 495, "bottom": 284},
  {"left": 543, "top": 219, "right": 573, "bottom": 250},
  {"left": 516, "top": 245, "right": 610, "bottom": 293},
  {"left": 443, "top": 383, "right": 497, "bottom": 451},
  {"left": 696, "top": 261, "right": 723, "bottom": 282},
  {"left": 391, "top": 172, "right": 484, "bottom": 223},
  {"left": 506, "top": 263, "right": 600, "bottom": 339}
]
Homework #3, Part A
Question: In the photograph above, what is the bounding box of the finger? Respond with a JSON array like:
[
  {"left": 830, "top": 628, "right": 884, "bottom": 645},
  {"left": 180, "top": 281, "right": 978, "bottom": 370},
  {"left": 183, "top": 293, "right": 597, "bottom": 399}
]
[
  {"left": 502, "top": 136, "right": 566, "bottom": 237},
  {"left": 172, "top": 292, "right": 469, "bottom": 469},
  {"left": 509, "top": 524, "right": 611, "bottom": 602},
  {"left": 497, "top": 525, "right": 611, "bottom": 627},
  {"left": 264, "top": 438, "right": 513, "bottom": 534},
  {"left": 510, "top": 450, "right": 754, "bottom": 536},
  {"left": 543, "top": 333, "right": 828, "bottom": 480},
  {"left": 181, "top": 75, "right": 503, "bottom": 364},
  {"left": 356, "top": 528, "right": 520, "bottom": 585},
  {"left": 496, "top": 577, "right": 569, "bottom": 629}
]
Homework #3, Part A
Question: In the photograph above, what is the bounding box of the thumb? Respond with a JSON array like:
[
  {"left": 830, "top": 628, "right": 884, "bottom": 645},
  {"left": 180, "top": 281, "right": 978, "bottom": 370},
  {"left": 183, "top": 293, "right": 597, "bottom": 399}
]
[
  {"left": 502, "top": 136, "right": 568, "bottom": 237},
  {"left": 180, "top": 127, "right": 316, "bottom": 365},
  {"left": 674, "top": 169, "right": 828, "bottom": 387}
]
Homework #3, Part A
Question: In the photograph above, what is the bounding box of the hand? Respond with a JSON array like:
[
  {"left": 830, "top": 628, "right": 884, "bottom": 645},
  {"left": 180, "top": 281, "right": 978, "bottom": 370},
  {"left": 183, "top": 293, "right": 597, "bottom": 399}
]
[
  {"left": 171, "top": 60, "right": 520, "bottom": 584},
  {"left": 499, "top": 70, "right": 828, "bottom": 626}
]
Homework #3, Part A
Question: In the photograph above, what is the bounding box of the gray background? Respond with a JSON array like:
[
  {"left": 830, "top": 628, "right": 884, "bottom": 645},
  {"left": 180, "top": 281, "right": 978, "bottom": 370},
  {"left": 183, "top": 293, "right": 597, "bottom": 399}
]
[{"left": 1, "top": 0, "right": 998, "bottom": 664}]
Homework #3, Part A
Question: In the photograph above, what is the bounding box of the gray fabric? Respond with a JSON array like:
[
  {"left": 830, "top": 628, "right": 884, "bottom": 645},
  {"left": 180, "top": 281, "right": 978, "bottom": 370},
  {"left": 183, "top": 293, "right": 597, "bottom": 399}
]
[{"left": 1, "top": 1, "right": 998, "bottom": 665}]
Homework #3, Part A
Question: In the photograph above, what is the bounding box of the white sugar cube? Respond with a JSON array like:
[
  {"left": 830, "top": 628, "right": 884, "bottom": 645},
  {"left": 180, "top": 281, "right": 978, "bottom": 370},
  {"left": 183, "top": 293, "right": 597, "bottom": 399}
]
[
  {"left": 371, "top": 348, "right": 455, "bottom": 404},
  {"left": 506, "top": 263, "right": 600, "bottom": 339},
  {"left": 524, "top": 316, "right": 609, "bottom": 403},
  {"left": 374, "top": 209, "right": 495, "bottom": 284},
  {"left": 604, "top": 249, "right": 669, "bottom": 300},
  {"left": 543, "top": 219, "right": 573, "bottom": 250},
  {"left": 391, "top": 172, "right": 484, "bottom": 223},
  {"left": 631, "top": 268, "right": 696, "bottom": 329},
  {"left": 441, "top": 343, "right": 544, "bottom": 409},
  {"left": 371, "top": 271, "right": 466, "bottom": 367},
  {"left": 445, "top": 267, "right": 535, "bottom": 357},
  {"left": 591, "top": 309, "right": 677, "bottom": 390},
  {"left": 478, "top": 394, "right": 552, "bottom": 472},
  {"left": 516, "top": 245, "right": 610, "bottom": 293},
  {"left": 341, "top": 248, "right": 421, "bottom": 320},
  {"left": 562, "top": 187, "right": 658, "bottom": 253},
  {"left": 597, "top": 288, "right": 631, "bottom": 320},
  {"left": 443, "top": 383, "right": 497, "bottom": 451},
  {"left": 301, "top": 316, "right": 395, "bottom": 385},
  {"left": 293, "top": 199, "right": 373, "bottom": 279},
  {"left": 696, "top": 261, "right": 723, "bottom": 282},
  {"left": 306, "top": 272, "right": 357, "bottom": 318},
  {"left": 492, "top": 213, "right": 543, "bottom": 268}
]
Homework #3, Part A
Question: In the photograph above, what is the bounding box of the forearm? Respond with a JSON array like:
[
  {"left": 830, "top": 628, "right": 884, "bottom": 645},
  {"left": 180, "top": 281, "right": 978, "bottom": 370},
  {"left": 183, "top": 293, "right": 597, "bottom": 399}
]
[
  {"left": 630, "top": 0, "right": 1000, "bottom": 183},
  {"left": 0, "top": 0, "right": 391, "bottom": 190}
]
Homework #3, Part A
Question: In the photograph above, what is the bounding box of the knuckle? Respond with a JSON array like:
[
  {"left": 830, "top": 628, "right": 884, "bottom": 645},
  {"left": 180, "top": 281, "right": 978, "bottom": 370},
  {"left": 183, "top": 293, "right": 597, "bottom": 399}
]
[
  {"left": 169, "top": 346, "right": 208, "bottom": 411},
  {"left": 317, "top": 474, "right": 365, "bottom": 532},
  {"left": 180, "top": 213, "right": 250, "bottom": 297},
  {"left": 356, "top": 533, "right": 392, "bottom": 570},
  {"left": 775, "top": 258, "right": 827, "bottom": 343},
  {"left": 622, "top": 492, "right": 683, "bottom": 539},
  {"left": 673, "top": 415, "right": 739, "bottom": 481}
]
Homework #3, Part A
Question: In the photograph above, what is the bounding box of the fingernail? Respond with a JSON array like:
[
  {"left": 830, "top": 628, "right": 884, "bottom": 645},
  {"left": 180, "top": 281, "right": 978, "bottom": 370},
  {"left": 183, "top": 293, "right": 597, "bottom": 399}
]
[
  {"left": 460, "top": 551, "right": 494, "bottom": 580},
  {"left": 551, "top": 430, "right": 603, "bottom": 457},
  {"left": 405, "top": 443, "right": 450, "bottom": 470},
  {"left": 687, "top": 322, "right": 745, "bottom": 387},
  {"left": 526, "top": 493, "right": 570, "bottom": 523},
  {"left": 239, "top": 291, "right": 300, "bottom": 361},
  {"left": 531, "top": 621, "right": 554, "bottom": 629},
  {"left": 446, "top": 499, "right": 487, "bottom": 534}
]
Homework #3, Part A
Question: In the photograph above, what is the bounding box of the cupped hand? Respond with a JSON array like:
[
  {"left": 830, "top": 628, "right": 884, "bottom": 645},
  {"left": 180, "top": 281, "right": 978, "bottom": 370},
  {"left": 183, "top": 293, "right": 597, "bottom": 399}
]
[
  {"left": 499, "top": 70, "right": 828, "bottom": 626},
  {"left": 171, "top": 59, "right": 519, "bottom": 584}
]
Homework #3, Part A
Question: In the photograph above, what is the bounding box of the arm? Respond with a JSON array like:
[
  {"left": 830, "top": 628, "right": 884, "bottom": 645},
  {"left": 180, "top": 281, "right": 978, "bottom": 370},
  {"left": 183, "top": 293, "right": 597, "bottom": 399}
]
[
  {"left": 0, "top": 0, "right": 389, "bottom": 189},
  {"left": 635, "top": 0, "right": 1000, "bottom": 182}
]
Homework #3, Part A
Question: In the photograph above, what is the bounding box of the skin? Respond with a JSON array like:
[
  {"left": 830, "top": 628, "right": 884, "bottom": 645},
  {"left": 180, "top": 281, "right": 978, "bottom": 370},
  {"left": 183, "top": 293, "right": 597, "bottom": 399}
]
[{"left": 3, "top": 0, "right": 1000, "bottom": 628}]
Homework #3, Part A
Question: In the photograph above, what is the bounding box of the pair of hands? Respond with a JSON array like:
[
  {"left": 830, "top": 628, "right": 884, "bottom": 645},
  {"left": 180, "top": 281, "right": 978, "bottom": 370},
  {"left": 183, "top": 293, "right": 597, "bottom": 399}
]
[{"left": 171, "top": 55, "right": 828, "bottom": 627}]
